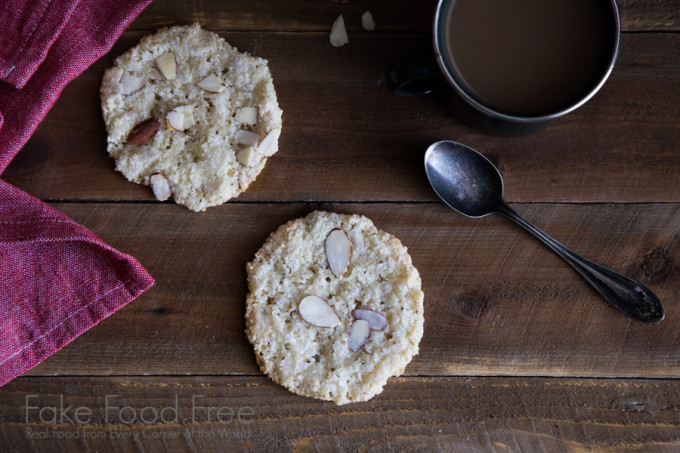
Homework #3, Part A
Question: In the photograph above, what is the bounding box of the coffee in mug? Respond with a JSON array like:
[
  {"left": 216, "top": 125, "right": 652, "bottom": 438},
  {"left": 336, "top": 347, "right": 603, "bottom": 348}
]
[
  {"left": 387, "top": 0, "right": 620, "bottom": 125},
  {"left": 440, "top": 0, "right": 619, "bottom": 118}
]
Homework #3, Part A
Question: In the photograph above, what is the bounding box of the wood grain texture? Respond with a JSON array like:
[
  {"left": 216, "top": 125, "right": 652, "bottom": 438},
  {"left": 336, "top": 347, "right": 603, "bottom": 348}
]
[
  {"left": 127, "top": 0, "right": 680, "bottom": 32},
  {"left": 3, "top": 33, "right": 679, "bottom": 203},
  {"left": 22, "top": 202, "right": 679, "bottom": 378},
  {"left": 2, "top": 376, "right": 680, "bottom": 452},
  {"left": 1, "top": 1, "right": 678, "bottom": 451}
]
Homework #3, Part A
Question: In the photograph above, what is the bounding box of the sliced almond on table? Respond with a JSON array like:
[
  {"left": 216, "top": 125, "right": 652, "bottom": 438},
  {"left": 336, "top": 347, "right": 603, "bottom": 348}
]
[
  {"left": 156, "top": 51, "right": 177, "bottom": 80},
  {"left": 166, "top": 105, "right": 194, "bottom": 132},
  {"left": 361, "top": 11, "right": 376, "bottom": 31},
  {"left": 150, "top": 173, "right": 172, "bottom": 201},
  {"left": 126, "top": 118, "right": 161, "bottom": 146},
  {"left": 298, "top": 295, "right": 341, "bottom": 328},
  {"left": 235, "top": 106, "right": 258, "bottom": 125},
  {"left": 120, "top": 74, "right": 145, "bottom": 95},
  {"left": 234, "top": 129, "right": 260, "bottom": 146},
  {"left": 325, "top": 229, "right": 352, "bottom": 278},
  {"left": 329, "top": 15, "right": 349, "bottom": 47},
  {"left": 351, "top": 308, "right": 387, "bottom": 331},
  {"left": 348, "top": 319, "right": 371, "bottom": 352},
  {"left": 197, "top": 73, "right": 224, "bottom": 93}
]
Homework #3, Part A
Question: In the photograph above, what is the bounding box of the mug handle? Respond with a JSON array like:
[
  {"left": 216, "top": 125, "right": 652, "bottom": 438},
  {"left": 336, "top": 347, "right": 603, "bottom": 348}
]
[{"left": 386, "top": 54, "right": 445, "bottom": 96}]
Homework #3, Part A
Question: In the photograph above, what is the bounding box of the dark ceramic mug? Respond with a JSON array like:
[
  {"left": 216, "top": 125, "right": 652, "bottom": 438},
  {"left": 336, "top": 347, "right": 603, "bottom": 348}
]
[{"left": 387, "top": 0, "right": 621, "bottom": 130}]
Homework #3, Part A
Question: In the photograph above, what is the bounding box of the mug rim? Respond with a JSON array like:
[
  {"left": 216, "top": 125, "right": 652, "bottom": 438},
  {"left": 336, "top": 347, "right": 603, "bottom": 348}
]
[{"left": 432, "top": 0, "right": 621, "bottom": 124}]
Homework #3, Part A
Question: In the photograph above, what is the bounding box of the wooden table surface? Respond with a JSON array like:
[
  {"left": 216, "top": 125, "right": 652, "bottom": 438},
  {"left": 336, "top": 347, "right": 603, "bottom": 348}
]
[{"left": 2, "top": 1, "right": 679, "bottom": 451}]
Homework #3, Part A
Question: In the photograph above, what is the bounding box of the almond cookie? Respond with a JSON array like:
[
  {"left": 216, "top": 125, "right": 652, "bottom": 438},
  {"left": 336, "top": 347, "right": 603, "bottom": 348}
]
[
  {"left": 246, "top": 211, "right": 424, "bottom": 404},
  {"left": 100, "top": 23, "right": 282, "bottom": 211}
]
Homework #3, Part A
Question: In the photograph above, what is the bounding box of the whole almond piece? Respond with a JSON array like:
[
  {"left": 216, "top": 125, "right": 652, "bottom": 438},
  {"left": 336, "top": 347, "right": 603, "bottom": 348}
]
[
  {"left": 126, "top": 118, "right": 161, "bottom": 145},
  {"left": 325, "top": 228, "right": 352, "bottom": 278},
  {"left": 299, "top": 295, "right": 341, "bottom": 328},
  {"left": 349, "top": 319, "right": 371, "bottom": 352},
  {"left": 352, "top": 308, "right": 387, "bottom": 331}
]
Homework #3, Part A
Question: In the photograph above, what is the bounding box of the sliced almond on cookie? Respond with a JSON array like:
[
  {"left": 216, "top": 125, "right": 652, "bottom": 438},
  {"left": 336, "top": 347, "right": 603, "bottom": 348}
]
[
  {"left": 150, "top": 173, "right": 172, "bottom": 201},
  {"left": 299, "top": 295, "right": 341, "bottom": 328},
  {"left": 234, "top": 129, "right": 260, "bottom": 146},
  {"left": 235, "top": 106, "right": 258, "bottom": 125},
  {"left": 197, "top": 73, "right": 224, "bottom": 93},
  {"left": 120, "top": 74, "right": 145, "bottom": 96},
  {"left": 156, "top": 51, "right": 177, "bottom": 80},
  {"left": 352, "top": 308, "right": 387, "bottom": 331},
  {"left": 107, "top": 67, "right": 124, "bottom": 85},
  {"left": 256, "top": 129, "right": 281, "bottom": 157},
  {"left": 166, "top": 105, "right": 194, "bottom": 132},
  {"left": 236, "top": 146, "right": 257, "bottom": 167},
  {"left": 126, "top": 118, "right": 161, "bottom": 146},
  {"left": 325, "top": 229, "right": 352, "bottom": 278},
  {"left": 348, "top": 319, "right": 371, "bottom": 352}
]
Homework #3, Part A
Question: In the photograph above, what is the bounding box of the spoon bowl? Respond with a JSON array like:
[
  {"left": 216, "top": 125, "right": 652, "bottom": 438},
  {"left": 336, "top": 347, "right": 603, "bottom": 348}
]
[
  {"left": 425, "top": 141, "right": 504, "bottom": 217},
  {"left": 424, "top": 140, "right": 664, "bottom": 323}
]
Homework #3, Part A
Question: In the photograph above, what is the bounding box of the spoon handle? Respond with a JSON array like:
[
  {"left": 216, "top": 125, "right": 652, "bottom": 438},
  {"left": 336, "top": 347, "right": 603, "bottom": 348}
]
[{"left": 496, "top": 202, "right": 664, "bottom": 322}]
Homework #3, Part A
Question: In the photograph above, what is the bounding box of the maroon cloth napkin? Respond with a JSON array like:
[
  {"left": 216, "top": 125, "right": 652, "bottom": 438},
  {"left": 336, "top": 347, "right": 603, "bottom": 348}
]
[{"left": 0, "top": 0, "right": 155, "bottom": 386}]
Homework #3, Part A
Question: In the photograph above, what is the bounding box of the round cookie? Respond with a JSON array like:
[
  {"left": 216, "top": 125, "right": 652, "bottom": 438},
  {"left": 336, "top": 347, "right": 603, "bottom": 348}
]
[
  {"left": 246, "top": 211, "right": 424, "bottom": 405},
  {"left": 100, "top": 23, "right": 283, "bottom": 211}
]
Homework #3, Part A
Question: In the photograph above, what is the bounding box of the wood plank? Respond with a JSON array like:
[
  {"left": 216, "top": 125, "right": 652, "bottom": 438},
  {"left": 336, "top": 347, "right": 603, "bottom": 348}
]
[
  {"left": 127, "top": 0, "right": 680, "bottom": 32},
  {"left": 3, "top": 33, "right": 679, "bottom": 203},
  {"left": 2, "top": 376, "right": 680, "bottom": 452},
  {"left": 23, "top": 202, "right": 680, "bottom": 378}
]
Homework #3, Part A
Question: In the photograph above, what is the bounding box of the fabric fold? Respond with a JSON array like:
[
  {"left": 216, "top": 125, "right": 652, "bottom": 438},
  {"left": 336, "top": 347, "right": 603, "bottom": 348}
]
[
  {"left": 0, "top": 182, "right": 154, "bottom": 387},
  {"left": 0, "top": 0, "right": 82, "bottom": 89},
  {"left": 0, "top": 0, "right": 155, "bottom": 387},
  {"left": 0, "top": 0, "right": 154, "bottom": 172}
]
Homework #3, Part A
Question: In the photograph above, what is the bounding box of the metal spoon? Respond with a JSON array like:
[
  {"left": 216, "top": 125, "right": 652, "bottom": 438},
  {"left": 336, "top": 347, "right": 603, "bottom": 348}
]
[{"left": 424, "top": 140, "right": 664, "bottom": 322}]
